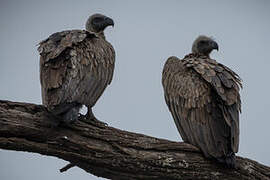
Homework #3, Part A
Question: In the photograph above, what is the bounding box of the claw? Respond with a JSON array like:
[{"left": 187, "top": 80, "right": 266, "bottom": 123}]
[
  {"left": 81, "top": 115, "right": 107, "bottom": 127},
  {"left": 78, "top": 107, "right": 107, "bottom": 127}
]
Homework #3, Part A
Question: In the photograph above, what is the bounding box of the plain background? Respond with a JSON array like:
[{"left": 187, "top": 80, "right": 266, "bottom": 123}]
[{"left": 0, "top": 0, "right": 269, "bottom": 179}]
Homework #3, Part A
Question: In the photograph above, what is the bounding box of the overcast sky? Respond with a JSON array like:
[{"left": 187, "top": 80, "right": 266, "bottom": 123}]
[{"left": 0, "top": 0, "right": 270, "bottom": 179}]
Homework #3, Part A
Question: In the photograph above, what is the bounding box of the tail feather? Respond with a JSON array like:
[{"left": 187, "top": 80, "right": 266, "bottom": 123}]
[
  {"left": 217, "top": 152, "right": 236, "bottom": 168},
  {"left": 62, "top": 105, "right": 81, "bottom": 123},
  {"left": 50, "top": 102, "right": 82, "bottom": 124}
]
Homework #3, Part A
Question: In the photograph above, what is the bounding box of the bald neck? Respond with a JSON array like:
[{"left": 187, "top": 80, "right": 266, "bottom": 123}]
[
  {"left": 96, "top": 31, "right": 106, "bottom": 40},
  {"left": 87, "top": 31, "right": 105, "bottom": 40},
  {"left": 192, "top": 49, "right": 210, "bottom": 58}
]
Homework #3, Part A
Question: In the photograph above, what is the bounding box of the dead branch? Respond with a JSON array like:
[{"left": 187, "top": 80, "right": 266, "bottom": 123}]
[{"left": 0, "top": 100, "right": 269, "bottom": 180}]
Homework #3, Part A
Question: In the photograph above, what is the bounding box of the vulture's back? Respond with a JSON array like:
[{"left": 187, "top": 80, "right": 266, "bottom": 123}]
[
  {"left": 162, "top": 54, "right": 241, "bottom": 159},
  {"left": 38, "top": 30, "right": 115, "bottom": 110}
]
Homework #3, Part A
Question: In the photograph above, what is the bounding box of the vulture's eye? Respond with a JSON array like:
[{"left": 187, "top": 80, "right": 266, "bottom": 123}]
[{"left": 92, "top": 17, "right": 104, "bottom": 25}]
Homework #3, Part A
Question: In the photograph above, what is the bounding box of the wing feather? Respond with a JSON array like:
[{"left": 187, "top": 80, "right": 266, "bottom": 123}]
[
  {"left": 39, "top": 30, "right": 115, "bottom": 109},
  {"left": 162, "top": 54, "right": 241, "bottom": 158}
]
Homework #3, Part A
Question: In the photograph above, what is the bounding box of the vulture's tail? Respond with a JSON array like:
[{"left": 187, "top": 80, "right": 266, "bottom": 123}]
[
  {"left": 50, "top": 102, "right": 82, "bottom": 124},
  {"left": 217, "top": 152, "right": 236, "bottom": 168}
]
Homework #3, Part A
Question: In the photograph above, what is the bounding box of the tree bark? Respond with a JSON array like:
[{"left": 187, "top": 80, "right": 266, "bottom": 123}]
[{"left": 0, "top": 100, "right": 269, "bottom": 180}]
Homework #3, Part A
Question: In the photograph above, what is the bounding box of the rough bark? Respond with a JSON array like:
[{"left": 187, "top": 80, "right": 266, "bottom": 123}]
[{"left": 0, "top": 100, "right": 269, "bottom": 180}]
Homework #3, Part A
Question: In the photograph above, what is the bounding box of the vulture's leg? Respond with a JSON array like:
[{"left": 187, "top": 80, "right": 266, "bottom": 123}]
[{"left": 80, "top": 106, "right": 107, "bottom": 126}]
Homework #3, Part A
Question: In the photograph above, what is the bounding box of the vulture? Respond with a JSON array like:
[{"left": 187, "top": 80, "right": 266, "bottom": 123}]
[
  {"left": 38, "top": 14, "right": 115, "bottom": 124},
  {"left": 162, "top": 35, "right": 242, "bottom": 167}
]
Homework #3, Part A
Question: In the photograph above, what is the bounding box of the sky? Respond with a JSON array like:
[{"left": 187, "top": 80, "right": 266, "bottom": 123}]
[{"left": 0, "top": 0, "right": 270, "bottom": 179}]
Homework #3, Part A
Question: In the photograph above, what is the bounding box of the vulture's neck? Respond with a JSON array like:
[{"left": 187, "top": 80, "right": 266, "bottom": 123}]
[
  {"left": 88, "top": 31, "right": 106, "bottom": 40},
  {"left": 193, "top": 52, "right": 210, "bottom": 58},
  {"left": 96, "top": 32, "right": 106, "bottom": 40}
]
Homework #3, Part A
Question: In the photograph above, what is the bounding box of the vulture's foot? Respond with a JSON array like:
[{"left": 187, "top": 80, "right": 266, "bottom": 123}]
[
  {"left": 79, "top": 108, "right": 107, "bottom": 127},
  {"left": 81, "top": 115, "right": 107, "bottom": 127}
]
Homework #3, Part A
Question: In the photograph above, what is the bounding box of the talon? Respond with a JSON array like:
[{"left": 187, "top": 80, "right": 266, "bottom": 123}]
[{"left": 79, "top": 107, "right": 107, "bottom": 127}]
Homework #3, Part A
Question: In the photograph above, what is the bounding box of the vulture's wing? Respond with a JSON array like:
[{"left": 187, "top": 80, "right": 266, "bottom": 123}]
[
  {"left": 162, "top": 55, "right": 241, "bottom": 158},
  {"left": 38, "top": 30, "right": 90, "bottom": 91},
  {"left": 38, "top": 30, "right": 115, "bottom": 109}
]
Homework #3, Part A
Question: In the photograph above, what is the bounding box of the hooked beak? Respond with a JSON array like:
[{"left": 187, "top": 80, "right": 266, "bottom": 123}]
[
  {"left": 104, "top": 16, "right": 114, "bottom": 28},
  {"left": 211, "top": 40, "right": 219, "bottom": 51}
]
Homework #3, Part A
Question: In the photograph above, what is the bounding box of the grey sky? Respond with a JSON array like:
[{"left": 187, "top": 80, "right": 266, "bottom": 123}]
[{"left": 0, "top": 0, "right": 270, "bottom": 179}]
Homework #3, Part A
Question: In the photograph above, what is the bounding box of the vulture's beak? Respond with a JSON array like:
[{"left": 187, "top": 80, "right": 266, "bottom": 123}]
[
  {"left": 104, "top": 17, "right": 114, "bottom": 28},
  {"left": 211, "top": 40, "right": 219, "bottom": 51}
]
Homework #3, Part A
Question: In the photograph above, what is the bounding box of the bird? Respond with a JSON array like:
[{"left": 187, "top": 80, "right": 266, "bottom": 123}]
[
  {"left": 162, "top": 35, "right": 242, "bottom": 168},
  {"left": 38, "top": 13, "right": 115, "bottom": 124}
]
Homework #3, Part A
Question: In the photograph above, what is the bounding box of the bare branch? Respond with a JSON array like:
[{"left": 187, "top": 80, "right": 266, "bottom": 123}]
[
  {"left": 59, "top": 163, "right": 75, "bottom": 172},
  {"left": 0, "top": 100, "right": 269, "bottom": 180}
]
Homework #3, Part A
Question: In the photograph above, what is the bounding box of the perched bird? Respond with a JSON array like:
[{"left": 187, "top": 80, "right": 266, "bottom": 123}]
[
  {"left": 38, "top": 14, "right": 115, "bottom": 124},
  {"left": 162, "top": 35, "right": 242, "bottom": 167}
]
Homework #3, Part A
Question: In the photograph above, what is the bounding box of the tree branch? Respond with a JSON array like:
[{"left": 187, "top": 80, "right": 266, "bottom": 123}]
[{"left": 0, "top": 100, "right": 269, "bottom": 180}]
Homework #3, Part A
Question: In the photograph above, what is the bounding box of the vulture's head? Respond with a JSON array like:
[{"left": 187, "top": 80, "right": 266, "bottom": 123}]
[
  {"left": 192, "top": 35, "right": 219, "bottom": 57},
  {"left": 85, "top": 14, "right": 114, "bottom": 33}
]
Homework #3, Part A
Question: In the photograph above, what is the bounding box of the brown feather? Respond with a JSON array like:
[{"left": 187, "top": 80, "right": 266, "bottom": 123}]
[
  {"left": 162, "top": 53, "right": 241, "bottom": 159},
  {"left": 39, "top": 30, "right": 115, "bottom": 111}
]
